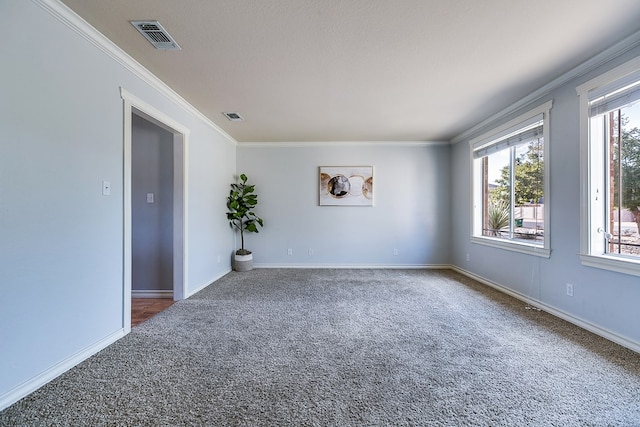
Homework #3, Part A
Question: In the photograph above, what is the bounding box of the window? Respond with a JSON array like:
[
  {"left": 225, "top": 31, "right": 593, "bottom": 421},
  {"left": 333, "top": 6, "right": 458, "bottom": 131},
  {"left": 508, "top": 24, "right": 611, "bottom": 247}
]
[
  {"left": 470, "top": 101, "right": 552, "bottom": 257},
  {"left": 577, "top": 57, "right": 640, "bottom": 276}
]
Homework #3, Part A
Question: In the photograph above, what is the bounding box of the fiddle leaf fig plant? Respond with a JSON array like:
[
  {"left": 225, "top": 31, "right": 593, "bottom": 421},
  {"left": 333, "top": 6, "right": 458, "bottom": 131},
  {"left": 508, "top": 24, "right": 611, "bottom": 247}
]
[{"left": 226, "top": 173, "right": 264, "bottom": 255}]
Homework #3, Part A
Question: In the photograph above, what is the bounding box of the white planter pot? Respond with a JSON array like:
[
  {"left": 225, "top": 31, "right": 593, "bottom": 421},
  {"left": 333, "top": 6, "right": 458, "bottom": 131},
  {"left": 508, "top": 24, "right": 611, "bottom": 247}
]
[{"left": 234, "top": 253, "right": 253, "bottom": 272}]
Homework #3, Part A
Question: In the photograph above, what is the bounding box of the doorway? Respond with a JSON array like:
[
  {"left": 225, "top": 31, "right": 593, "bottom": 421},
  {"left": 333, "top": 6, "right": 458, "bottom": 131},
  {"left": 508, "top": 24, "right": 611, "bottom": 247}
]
[
  {"left": 130, "top": 114, "right": 176, "bottom": 325},
  {"left": 131, "top": 114, "right": 174, "bottom": 298},
  {"left": 121, "top": 88, "right": 188, "bottom": 331}
]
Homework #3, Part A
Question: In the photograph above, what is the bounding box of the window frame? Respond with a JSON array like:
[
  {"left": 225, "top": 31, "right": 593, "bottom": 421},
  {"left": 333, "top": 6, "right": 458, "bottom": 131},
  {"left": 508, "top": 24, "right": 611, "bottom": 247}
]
[
  {"left": 577, "top": 56, "right": 640, "bottom": 277},
  {"left": 469, "top": 101, "right": 553, "bottom": 258}
]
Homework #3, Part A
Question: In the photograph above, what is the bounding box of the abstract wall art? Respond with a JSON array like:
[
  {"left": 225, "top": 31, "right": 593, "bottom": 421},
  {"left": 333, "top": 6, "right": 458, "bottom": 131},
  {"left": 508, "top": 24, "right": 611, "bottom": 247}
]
[{"left": 319, "top": 166, "right": 373, "bottom": 206}]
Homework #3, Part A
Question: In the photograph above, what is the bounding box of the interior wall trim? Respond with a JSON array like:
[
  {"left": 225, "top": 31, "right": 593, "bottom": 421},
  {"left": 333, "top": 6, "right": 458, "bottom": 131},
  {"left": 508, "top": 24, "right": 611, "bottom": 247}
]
[
  {"left": 253, "top": 264, "right": 449, "bottom": 269},
  {"left": 131, "top": 290, "right": 174, "bottom": 299},
  {"left": 237, "top": 141, "right": 450, "bottom": 148},
  {"left": 33, "top": 0, "right": 237, "bottom": 145},
  {"left": 246, "top": 263, "right": 639, "bottom": 354},
  {"left": 0, "top": 329, "right": 126, "bottom": 411},
  {"left": 451, "top": 266, "right": 640, "bottom": 354},
  {"left": 450, "top": 29, "right": 640, "bottom": 144},
  {"left": 186, "top": 269, "right": 233, "bottom": 299}
]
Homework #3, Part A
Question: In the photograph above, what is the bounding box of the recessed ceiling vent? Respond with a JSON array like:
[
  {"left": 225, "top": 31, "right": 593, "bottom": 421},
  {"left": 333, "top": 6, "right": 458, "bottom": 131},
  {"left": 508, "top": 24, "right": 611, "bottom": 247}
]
[
  {"left": 223, "top": 112, "right": 245, "bottom": 121},
  {"left": 130, "top": 20, "right": 181, "bottom": 50}
]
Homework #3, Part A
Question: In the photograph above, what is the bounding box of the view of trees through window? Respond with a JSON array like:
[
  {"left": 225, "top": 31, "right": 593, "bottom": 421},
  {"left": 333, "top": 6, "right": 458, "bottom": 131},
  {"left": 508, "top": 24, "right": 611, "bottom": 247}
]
[
  {"left": 482, "top": 135, "right": 544, "bottom": 245},
  {"left": 605, "top": 103, "right": 640, "bottom": 257}
]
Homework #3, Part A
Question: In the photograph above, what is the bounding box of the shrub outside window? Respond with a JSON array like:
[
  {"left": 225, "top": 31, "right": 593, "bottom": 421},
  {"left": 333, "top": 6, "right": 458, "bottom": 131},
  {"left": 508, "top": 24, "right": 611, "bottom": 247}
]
[{"left": 470, "top": 101, "right": 552, "bottom": 257}]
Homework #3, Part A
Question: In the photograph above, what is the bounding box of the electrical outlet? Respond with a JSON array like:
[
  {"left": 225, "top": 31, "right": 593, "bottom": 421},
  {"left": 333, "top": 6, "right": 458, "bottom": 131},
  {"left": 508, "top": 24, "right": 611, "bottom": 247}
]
[
  {"left": 466, "top": 253, "right": 470, "bottom": 261},
  {"left": 566, "top": 283, "right": 574, "bottom": 297},
  {"left": 393, "top": 248, "right": 398, "bottom": 256},
  {"left": 287, "top": 248, "right": 293, "bottom": 256},
  {"left": 217, "top": 255, "right": 221, "bottom": 263}
]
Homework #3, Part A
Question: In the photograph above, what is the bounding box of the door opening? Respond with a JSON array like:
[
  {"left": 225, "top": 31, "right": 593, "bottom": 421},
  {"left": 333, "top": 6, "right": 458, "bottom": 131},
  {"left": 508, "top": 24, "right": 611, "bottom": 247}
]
[{"left": 121, "top": 88, "right": 188, "bottom": 332}]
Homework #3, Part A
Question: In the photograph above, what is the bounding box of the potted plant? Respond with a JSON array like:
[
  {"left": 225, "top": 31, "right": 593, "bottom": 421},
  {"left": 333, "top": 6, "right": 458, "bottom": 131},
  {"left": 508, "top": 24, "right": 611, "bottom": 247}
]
[{"left": 226, "top": 173, "right": 264, "bottom": 271}]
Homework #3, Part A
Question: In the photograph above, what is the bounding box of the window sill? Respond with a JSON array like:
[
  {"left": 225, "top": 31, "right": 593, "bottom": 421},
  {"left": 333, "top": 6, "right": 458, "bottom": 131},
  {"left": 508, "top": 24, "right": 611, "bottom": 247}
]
[
  {"left": 580, "top": 253, "right": 640, "bottom": 277},
  {"left": 471, "top": 236, "right": 551, "bottom": 258}
]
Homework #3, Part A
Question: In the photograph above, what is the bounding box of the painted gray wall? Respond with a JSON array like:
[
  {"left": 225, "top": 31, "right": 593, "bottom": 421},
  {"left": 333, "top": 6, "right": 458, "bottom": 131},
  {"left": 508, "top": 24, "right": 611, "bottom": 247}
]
[
  {"left": 3, "top": 0, "right": 640, "bottom": 412},
  {"left": 237, "top": 143, "right": 451, "bottom": 267},
  {"left": 450, "top": 45, "right": 640, "bottom": 346},
  {"left": 0, "top": 1, "right": 235, "bottom": 403},
  {"left": 131, "top": 115, "right": 174, "bottom": 292}
]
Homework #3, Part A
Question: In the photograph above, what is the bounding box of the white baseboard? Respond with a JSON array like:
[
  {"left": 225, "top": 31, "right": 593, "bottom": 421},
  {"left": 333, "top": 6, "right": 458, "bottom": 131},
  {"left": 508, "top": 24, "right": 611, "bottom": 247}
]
[
  {"left": 4, "top": 264, "right": 636, "bottom": 412},
  {"left": 253, "top": 263, "right": 449, "bottom": 269},
  {"left": 451, "top": 265, "right": 640, "bottom": 354},
  {"left": 131, "top": 290, "right": 174, "bottom": 299},
  {"left": 186, "top": 268, "right": 232, "bottom": 298},
  {"left": 0, "top": 329, "right": 126, "bottom": 411}
]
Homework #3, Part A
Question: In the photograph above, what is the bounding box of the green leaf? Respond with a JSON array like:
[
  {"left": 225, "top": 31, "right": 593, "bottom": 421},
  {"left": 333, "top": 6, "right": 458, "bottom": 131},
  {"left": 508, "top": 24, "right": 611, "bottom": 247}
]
[{"left": 226, "top": 173, "right": 264, "bottom": 237}]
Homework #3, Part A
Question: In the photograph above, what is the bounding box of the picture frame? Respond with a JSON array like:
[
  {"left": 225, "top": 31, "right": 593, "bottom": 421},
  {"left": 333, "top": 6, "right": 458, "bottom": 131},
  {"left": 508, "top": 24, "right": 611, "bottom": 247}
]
[{"left": 319, "top": 166, "right": 373, "bottom": 206}]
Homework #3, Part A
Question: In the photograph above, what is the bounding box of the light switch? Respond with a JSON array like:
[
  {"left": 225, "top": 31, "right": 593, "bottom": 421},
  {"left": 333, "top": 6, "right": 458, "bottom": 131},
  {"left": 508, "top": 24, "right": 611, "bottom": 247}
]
[
  {"left": 146, "top": 193, "right": 154, "bottom": 203},
  {"left": 102, "top": 181, "right": 111, "bottom": 196}
]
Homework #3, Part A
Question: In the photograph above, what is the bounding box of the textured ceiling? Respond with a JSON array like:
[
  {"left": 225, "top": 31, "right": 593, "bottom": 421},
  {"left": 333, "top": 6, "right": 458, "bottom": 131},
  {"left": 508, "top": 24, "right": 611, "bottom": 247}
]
[{"left": 60, "top": 0, "right": 640, "bottom": 142}]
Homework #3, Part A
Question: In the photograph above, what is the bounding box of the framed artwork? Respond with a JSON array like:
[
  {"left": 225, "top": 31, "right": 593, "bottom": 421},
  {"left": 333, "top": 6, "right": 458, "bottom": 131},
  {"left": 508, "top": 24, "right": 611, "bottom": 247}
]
[{"left": 319, "top": 166, "right": 373, "bottom": 206}]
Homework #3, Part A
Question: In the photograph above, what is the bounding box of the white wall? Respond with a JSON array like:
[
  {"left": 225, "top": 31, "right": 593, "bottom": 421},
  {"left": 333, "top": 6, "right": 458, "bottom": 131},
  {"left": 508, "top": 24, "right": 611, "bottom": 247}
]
[
  {"left": 0, "top": 1, "right": 235, "bottom": 407},
  {"left": 450, "top": 44, "right": 640, "bottom": 350},
  {"left": 237, "top": 143, "right": 451, "bottom": 267},
  {"left": 3, "top": 0, "right": 640, "bottom": 413}
]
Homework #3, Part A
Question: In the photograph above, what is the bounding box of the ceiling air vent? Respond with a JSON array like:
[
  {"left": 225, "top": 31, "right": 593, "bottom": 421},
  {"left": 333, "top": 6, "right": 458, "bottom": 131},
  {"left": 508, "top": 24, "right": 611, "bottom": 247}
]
[
  {"left": 130, "top": 20, "right": 181, "bottom": 50},
  {"left": 223, "top": 112, "right": 245, "bottom": 122}
]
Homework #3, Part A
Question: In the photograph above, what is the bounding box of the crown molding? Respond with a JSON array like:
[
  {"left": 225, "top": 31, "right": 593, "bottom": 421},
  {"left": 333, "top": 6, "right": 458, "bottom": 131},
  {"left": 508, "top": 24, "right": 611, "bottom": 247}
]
[
  {"left": 33, "top": 0, "right": 237, "bottom": 145},
  {"left": 237, "top": 140, "right": 449, "bottom": 148},
  {"left": 35, "top": 0, "right": 640, "bottom": 148},
  {"left": 451, "top": 29, "right": 640, "bottom": 144}
]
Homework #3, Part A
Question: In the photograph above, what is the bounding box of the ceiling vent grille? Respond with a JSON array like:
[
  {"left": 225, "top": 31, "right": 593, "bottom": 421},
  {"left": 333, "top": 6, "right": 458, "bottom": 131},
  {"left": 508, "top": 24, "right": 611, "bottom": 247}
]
[
  {"left": 130, "top": 20, "right": 181, "bottom": 50},
  {"left": 223, "top": 112, "right": 245, "bottom": 121}
]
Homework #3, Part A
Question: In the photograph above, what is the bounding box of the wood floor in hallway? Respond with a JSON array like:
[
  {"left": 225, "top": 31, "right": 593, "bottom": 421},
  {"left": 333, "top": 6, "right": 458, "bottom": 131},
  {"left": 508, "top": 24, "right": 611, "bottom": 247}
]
[{"left": 131, "top": 298, "right": 174, "bottom": 327}]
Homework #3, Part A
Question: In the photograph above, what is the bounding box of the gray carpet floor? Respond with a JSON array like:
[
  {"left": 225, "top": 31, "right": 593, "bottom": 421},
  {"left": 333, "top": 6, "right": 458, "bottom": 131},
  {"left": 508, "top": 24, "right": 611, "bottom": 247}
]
[{"left": 2, "top": 269, "right": 640, "bottom": 426}]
